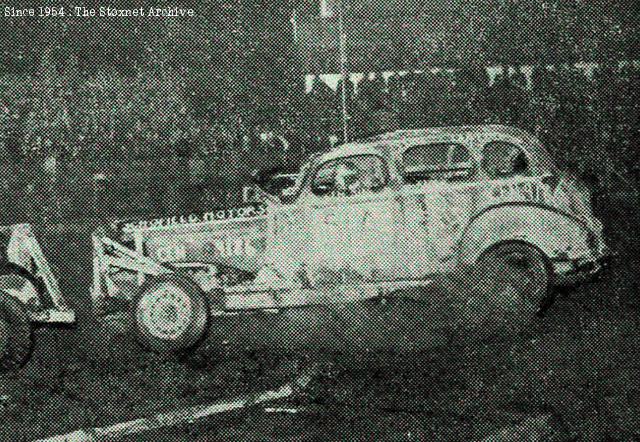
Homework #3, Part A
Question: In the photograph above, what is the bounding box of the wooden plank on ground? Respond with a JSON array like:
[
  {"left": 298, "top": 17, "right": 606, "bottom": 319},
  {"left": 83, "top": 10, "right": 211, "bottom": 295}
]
[{"left": 34, "top": 363, "right": 319, "bottom": 442}]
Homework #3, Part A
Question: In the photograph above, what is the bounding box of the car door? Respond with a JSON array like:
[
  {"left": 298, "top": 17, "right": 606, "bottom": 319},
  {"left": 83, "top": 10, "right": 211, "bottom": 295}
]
[
  {"left": 396, "top": 142, "right": 479, "bottom": 279},
  {"left": 304, "top": 154, "right": 399, "bottom": 286}
]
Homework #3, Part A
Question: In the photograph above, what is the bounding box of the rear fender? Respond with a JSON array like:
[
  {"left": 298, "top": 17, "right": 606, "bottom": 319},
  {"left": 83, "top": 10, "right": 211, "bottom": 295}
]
[{"left": 457, "top": 203, "right": 596, "bottom": 267}]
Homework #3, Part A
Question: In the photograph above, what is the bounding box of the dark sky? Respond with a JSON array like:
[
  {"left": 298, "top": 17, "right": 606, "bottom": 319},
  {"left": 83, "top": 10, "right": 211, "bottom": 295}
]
[{"left": 0, "top": 0, "right": 638, "bottom": 75}]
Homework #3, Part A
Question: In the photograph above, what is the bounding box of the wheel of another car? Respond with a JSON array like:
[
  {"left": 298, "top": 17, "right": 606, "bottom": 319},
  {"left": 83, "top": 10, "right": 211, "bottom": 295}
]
[
  {"left": 0, "top": 292, "right": 33, "bottom": 370},
  {"left": 475, "top": 241, "right": 554, "bottom": 315},
  {"left": 131, "top": 275, "right": 210, "bottom": 354}
]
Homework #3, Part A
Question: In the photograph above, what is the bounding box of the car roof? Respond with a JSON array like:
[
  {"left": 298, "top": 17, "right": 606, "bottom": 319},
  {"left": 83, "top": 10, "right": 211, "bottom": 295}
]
[
  {"left": 317, "top": 125, "right": 556, "bottom": 172},
  {"left": 317, "top": 142, "right": 388, "bottom": 163},
  {"left": 362, "top": 124, "right": 533, "bottom": 143}
]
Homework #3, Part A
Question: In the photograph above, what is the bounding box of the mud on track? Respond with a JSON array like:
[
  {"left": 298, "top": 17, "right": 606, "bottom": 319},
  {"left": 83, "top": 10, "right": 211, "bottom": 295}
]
[{"left": 1, "top": 200, "right": 639, "bottom": 441}]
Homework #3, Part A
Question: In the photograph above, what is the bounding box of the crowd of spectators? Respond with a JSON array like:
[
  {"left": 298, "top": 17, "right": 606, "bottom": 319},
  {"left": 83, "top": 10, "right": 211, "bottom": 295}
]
[
  {"left": 300, "top": 62, "right": 639, "bottom": 185},
  {"left": 1, "top": 61, "right": 638, "bottom": 171},
  {"left": 0, "top": 60, "right": 638, "bottom": 223}
]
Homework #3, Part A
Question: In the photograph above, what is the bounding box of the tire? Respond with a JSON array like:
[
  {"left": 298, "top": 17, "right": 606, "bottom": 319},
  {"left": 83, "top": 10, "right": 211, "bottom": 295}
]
[
  {"left": 131, "top": 275, "right": 210, "bottom": 354},
  {"left": 475, "top": 241, "right": 554, "bottom": 315},
  {"left": 0, "top": 292, "right": 33, "bottom": 370}
]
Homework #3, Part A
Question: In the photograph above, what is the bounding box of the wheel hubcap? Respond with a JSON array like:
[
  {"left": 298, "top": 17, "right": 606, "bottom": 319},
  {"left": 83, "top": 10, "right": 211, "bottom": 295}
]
[{"left": 137, "top": 284, "right": 193, "bottom": 340}]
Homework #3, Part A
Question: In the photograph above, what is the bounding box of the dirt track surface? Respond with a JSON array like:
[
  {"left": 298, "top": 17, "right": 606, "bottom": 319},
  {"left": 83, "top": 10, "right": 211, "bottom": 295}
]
[{"left": 1, "top": 200, "right": 639, "bottom": 442}]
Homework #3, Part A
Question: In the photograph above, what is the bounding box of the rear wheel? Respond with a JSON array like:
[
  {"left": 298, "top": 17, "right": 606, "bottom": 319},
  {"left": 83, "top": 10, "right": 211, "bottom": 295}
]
[
  {"left": 0, "top": 293, "right": 33, "bottom": 370},
  {"left": 131, "top": 275, "right": 210, "bottom": 354},
  {"left": 475, "top": 241, "right": 554, "bottom": 315}
]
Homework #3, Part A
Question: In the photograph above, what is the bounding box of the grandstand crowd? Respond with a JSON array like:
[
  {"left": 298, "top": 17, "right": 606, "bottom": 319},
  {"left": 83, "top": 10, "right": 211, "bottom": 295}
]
[
  {"left": 3, "top": 62, "right": 638, "bottom": 166},
  {"left": 0, "top": 59, "right": 639, "bottom": 223}
]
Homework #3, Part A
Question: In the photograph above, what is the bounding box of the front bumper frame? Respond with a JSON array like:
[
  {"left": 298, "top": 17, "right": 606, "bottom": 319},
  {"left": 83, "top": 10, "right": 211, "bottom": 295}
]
[
  {"left": 29, "top": 308, "right": 76, "bottom": 324},
  {"left": 552, "top": 254, "right": 611, "bottom": 286}
]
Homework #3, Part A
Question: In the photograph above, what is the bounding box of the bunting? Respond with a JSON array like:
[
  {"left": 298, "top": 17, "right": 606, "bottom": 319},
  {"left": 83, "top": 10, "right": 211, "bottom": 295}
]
[{"left": 303, "top": 60, "right": 639, "bottom": 94}]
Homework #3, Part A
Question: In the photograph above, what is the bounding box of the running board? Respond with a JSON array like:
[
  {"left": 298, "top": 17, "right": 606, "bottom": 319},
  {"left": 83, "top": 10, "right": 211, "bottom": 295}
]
[{"left": 221, "top": 278, "right": 435, "bottom": 311}]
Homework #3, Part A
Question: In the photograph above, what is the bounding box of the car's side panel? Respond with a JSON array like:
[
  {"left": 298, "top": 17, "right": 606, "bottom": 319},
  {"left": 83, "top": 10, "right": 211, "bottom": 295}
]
[
  {"left": 397, "top": 175, "right": 554, "bottom": 277},
  {"left": 140, "top": 216, "right": 269, "bottom": 273},
  {"left": 397, "top": 184, "right": 479, "bottom": 277},
  {"left": 264, "top": 204, "right": 310, "bottom": 283},
  {"left": 304, "top": 189, "right": 400, "bottom": 285}
]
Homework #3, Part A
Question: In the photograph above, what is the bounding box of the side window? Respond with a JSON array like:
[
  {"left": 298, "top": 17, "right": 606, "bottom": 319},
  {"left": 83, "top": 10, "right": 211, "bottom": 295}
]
[
  {"left": 311, "top": 155, "right": 387, "bottom": 197},
  {"left": 401, "top": 143, "right": 474, "bottom": 183},
  {"left": 481, "top": 141, "right": 530, "bottom": 179}
]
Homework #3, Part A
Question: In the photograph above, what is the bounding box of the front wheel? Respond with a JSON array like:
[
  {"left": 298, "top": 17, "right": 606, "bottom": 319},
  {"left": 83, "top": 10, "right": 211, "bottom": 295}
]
[
  {"left": 475, "top": 241, "right": 554, "bottom": 315},
  {"left": 131, "top": 275, "right": 210, "bottom": 354}
]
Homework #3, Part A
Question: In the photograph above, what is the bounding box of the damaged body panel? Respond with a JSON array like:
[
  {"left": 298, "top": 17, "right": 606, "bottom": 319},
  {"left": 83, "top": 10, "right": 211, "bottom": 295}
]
[{"left": 92, "top": 125, "right": 608, "bottom": 328}]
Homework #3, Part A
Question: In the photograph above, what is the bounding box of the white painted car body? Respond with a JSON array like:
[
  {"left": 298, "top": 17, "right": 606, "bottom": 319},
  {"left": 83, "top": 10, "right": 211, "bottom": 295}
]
[{"left": 93, "top": 125, "right": 608, "bottom": 313}]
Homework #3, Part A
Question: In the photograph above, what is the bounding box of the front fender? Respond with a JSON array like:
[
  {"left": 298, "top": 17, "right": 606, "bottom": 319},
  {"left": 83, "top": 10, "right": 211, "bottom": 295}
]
[{"left": 457, "top": 203, "right": 596, "bottom": 266}]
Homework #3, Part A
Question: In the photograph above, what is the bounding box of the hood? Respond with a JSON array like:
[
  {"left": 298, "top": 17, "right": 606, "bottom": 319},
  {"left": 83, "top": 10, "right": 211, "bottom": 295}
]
[
  {"left": 111, "top": 203, "right": 268, "bottom": 243},
  {"left": 130, "top": 209, "right": 270, "bottom": 273}
]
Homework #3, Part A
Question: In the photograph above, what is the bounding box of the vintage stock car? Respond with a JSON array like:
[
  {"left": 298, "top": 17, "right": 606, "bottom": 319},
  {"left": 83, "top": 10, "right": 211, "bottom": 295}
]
[{"left": 92, "top": 125, "right": 609, "bottom": 353}]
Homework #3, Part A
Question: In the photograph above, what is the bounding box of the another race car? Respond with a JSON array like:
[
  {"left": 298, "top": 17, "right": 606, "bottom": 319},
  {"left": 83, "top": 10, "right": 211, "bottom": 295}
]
[
  {"left": 92, "top": 125, "right": 609, "bottom": 353},
  {"left": 0, "top": 224, "right": 75, "bottom": 369}
]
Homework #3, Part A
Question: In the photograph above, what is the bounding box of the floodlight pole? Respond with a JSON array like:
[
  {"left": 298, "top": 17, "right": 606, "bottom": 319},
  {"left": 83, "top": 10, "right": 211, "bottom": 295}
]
[{"left": 338, "top": 4, "right": 349, "bottom": 143}]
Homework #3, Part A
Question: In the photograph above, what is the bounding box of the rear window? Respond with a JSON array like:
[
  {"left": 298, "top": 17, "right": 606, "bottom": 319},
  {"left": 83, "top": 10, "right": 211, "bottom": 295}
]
[
  {"left": 481, "top": 141, "right": 530, "bottom": 179},
  {"left": 401, "top": 143, "right": 474, "bottom": 183}
]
